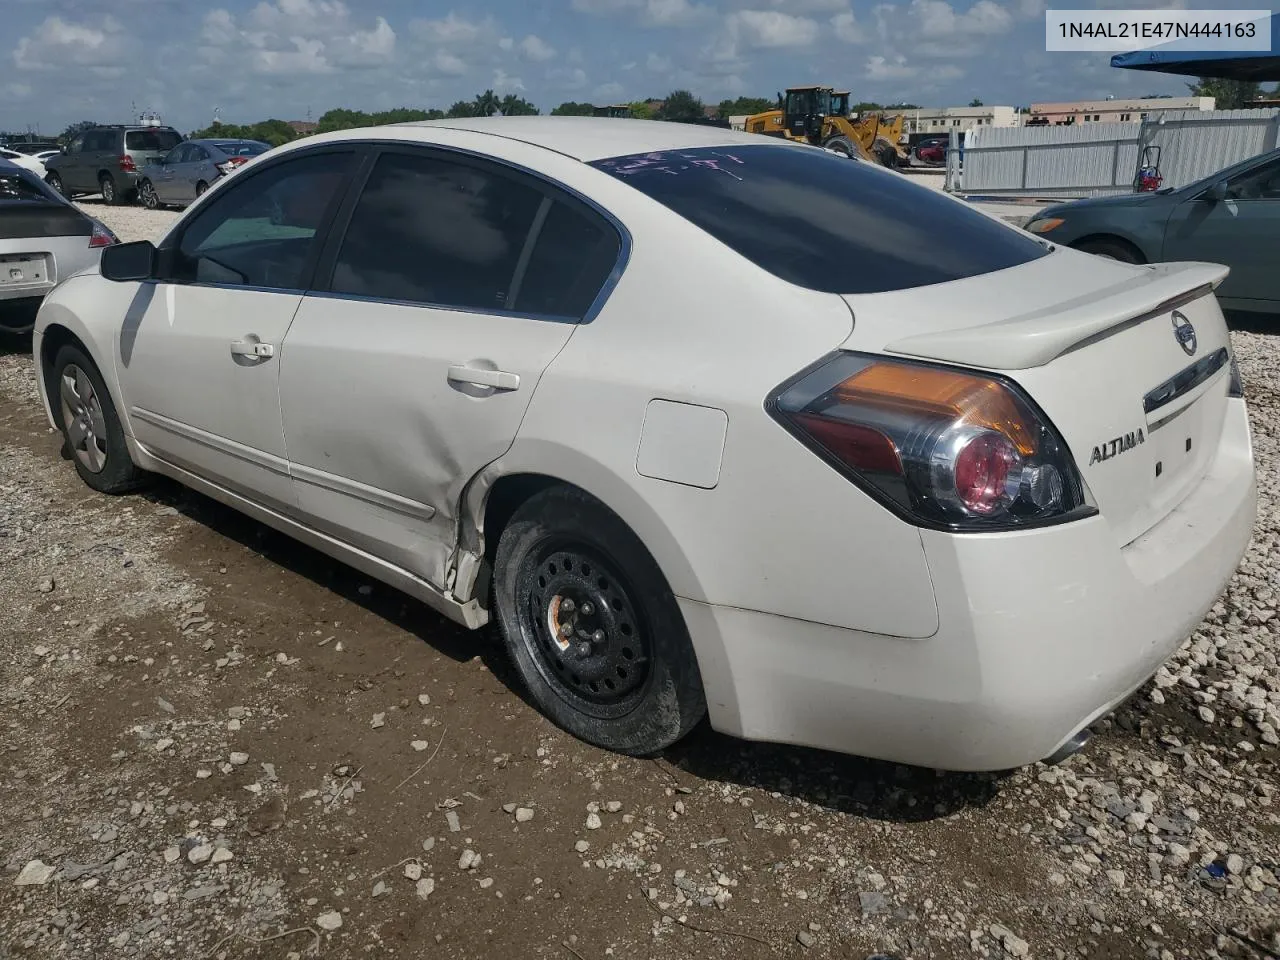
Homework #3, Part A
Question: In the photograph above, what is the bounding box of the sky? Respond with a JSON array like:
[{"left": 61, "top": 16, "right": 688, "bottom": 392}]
[{"left": 0, "top": 0, "right": 1234, "bottom": 135}]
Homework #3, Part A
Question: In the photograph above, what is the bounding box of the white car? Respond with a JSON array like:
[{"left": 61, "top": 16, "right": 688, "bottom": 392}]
[
  {"left": 2, "top": 160, "right": 118, "bottom": 335},
  {"left": 0, "top": 146, "right": 48, "bottom": 175},
  {"left": 30, "top": 119, "right": 1256, "bottom": 771}
]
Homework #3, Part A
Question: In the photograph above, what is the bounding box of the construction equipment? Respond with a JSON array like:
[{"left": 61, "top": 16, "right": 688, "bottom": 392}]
[{"left": 743, "top": 86, "right": 905, "bottom": 167}]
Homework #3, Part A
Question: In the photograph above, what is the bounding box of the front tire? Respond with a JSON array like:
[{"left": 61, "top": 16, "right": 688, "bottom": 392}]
[
  {"left": 195, "top": 180, "right": 209, "bottom": 197},
  {"left": 50, "top": 345, "right": 144, "bottom": 494},
  {"left": 46, "top": 172, "right": 68, "bottom": 197},
  {"left": 493, "top": 487, "right": 706, "bottom": 755},
  {"left": 823, "top": 135, "right": 854, "bottom": 158}
]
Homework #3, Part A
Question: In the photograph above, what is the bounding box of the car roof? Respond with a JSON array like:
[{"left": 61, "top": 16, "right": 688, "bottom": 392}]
[{"left": 385, "top": 117, "right": 777, "bottom": 163}]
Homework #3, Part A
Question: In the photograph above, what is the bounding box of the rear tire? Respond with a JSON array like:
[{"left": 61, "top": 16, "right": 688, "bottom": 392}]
[
  {"left": 874, "top": 138, "right": 899, "bottom": 168},
  {"left": 1073, "top": 238, "right": 1143, "bottom": 263},
  {"left": 493, "top": 486, "right": 706, "bottom": 755},
  {"left": 46, "top": 172, "right": 67, "bottom": 197},
  {"left": 99, "top": 174, "right": 126, "bottom": 206},
  {"left": 50, "top": 345, "right": 145, "bottom": 494},
  {"left": 195, "top": 181, "right": 209, "bottom": 197},
  {"left": 139, "top": 179, "right": 160, "bottom": 210}
]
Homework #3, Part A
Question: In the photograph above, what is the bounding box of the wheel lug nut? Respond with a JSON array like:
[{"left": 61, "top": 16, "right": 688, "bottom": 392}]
[
  {"left": 591, "top": 629, "right": 605, "bottom": 644},
  {"left": 580, "top": 601, "right": 594, "bottom": 616},
  {"left": 575, "top": 642, "right": 592, "bottom": 658},
  {"left": 559, "top": 623, "right": 574, "bottom": 639},
  {"left": 560, "top": 598, "right": 575, "bottom": 614}
]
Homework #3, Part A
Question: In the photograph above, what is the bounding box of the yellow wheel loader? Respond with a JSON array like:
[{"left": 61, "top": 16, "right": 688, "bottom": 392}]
[{"left": 743, "top": 86, "right": 904, "bottom": 168}]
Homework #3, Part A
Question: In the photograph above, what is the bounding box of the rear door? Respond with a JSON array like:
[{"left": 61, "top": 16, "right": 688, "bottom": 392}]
[
  {"left": 278, "top": 146, "right": 622, "bottom": 587},
  {"left": 64, "top": 132, "right": 97, "bottom": 192},
  {"left": 1162, "top": 154, "right": 1280, "bottom": 309}
]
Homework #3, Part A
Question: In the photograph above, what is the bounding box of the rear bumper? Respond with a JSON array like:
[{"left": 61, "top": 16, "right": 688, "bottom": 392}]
[{"left": 682, "top": 399, "right": 1255, "bottom": 771}]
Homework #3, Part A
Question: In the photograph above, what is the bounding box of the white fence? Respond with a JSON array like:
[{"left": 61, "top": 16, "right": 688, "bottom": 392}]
[{"left": 948, "top": 109, "right": 1280, "bottom": 198}]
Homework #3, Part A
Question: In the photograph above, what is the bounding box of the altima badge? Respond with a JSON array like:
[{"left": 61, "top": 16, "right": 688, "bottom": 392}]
[
  {"left": 1089, "top": 429, "right": 1146, "bottom": 465},
  {"left": 1172, "top": 311, "right": 1197, "bottom": 356}
]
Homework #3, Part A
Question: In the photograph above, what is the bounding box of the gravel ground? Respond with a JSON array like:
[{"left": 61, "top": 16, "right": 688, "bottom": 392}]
[{"left": 0, "top": 203, "right": 1277, "bottom": 960}]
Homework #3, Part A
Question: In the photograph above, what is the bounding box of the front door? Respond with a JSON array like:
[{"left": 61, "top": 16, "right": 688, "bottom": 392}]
[
  {"left": 1163, "top": 154, "right": 1280, "bottom": 309},
  {"left": 278, "top": 147, "right": 622, "bottom": 587},
  {"left": 152, "top": 144, "right": 187, "bottom": 205},
  {"left": 118, "top": 148, "right": 358, "bottom": 512}
]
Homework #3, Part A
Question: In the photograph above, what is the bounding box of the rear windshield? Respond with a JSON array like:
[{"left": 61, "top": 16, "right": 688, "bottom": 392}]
[
  {"left": 212, "top": 141, "right": 270, "bottom": 157},
  {"left": 127, "top": 129, "right": 183, "bottom": 152},
  {"left": 591, "top": 145, "right": 1048, "bottom": 294},
  {"left": 0, "top": 167, "right": 63, "bottom": 204}
]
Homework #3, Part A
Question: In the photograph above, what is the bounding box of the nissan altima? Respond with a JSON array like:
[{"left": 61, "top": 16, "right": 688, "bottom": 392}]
[{"left": 29, "top": 118, "right": 1256, "bottom": 771}]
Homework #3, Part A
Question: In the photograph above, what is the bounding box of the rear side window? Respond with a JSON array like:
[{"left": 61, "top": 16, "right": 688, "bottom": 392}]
[
  {"left": 591, "top": 145, "right": 1048, "bottom": 294},
  {"left": 0, "top": 168, "right": 61, "bottom": 203},
  {"left": 515, "top": 200, "right": 620, "bottom": 317},
  {"left": 127, "top": 129, "right": 183, "bottom": 152},
  {"left": 330, "top": 152, "right": 543, "bottom": 312}
]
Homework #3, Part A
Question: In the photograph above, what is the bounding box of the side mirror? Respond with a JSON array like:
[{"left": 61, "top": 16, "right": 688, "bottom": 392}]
[
  {"left": 1207, "top": 180, "right": 1229, "bottom": 202},
  {"left": 100, "top": 240, "right": 158, "bottom": 282}
]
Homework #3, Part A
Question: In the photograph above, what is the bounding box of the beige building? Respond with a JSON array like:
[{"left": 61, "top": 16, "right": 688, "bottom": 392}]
[
  {"left": 1027, "top": 96, "right": 1215, "bottom": 126},
  {"left": 905, "top": 106, "right": 1020, "bottom": 135}
]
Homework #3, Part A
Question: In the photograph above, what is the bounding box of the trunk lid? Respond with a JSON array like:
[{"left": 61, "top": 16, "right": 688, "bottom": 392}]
[{"left": 840, "top": 251, "right": 1235, "bottom": 546}]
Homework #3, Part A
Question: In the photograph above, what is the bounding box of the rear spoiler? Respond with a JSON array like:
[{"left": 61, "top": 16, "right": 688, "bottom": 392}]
[{"left": 883, "top": 262, "right": 1230, "bottom": 371}]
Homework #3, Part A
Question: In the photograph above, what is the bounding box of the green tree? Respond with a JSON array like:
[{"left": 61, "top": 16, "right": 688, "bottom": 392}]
[
  {"left": 657, "top": 89, "right": 703, "bottom": 123},
  {"left": 629, "top": 100, "right": 655, "bottom": 120},
  {"left": 472, "top": 89, "right": 502, "bottom": 117},
  {"left": 552, "top": 101, "right": 596, "bottom": 116},
  {"left": 716, "top": 96, "right": 775, "bottom": 117},
  {"left": 1187, "top": 77, "right": 1262, "bottom": 109},
  {"left": 498, "top": 93, "right": 539, "bottom": 116},
  {"left": 968, "top": 97, "right": 984, "bottom": 107},
  {"left": 851, "top": 101, "right": 883, "bottom": 114},
  {"left": 446, "top": 100, "right": 477, "bottom": 118},
  {"left": 60, "top": 120, "right": 99, "bottom": 143}
]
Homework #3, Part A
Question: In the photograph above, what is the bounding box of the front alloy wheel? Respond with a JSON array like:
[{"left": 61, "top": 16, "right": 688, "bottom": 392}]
[{"left": 139, "top": 180, "right": 159, "bottom": 209}]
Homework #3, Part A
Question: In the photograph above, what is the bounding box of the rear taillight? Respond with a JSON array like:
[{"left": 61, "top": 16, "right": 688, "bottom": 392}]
[
  {"left": 118, "top": 155, "right": 136, "bottom": 172},
  {"left": 88, "top": 221, "right": 118, "bottom": 248},
  {"left": 768, "top": 353, "right": 1092, "bottom": 531},
  {"left": 217, "top": 157, "right": 249, "bottom": 176}
]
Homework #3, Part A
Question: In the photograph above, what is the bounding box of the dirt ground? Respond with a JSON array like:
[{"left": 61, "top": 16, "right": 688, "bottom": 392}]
[{"left": 1, "top": 203, "right": 1277, "bottom": 960}]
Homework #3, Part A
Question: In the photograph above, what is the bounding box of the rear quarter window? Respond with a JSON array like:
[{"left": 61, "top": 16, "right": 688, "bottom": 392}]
[
  {"left": 590, "top": 145, "right": 1048, "bottom": 294},
  {"left": 127, "top": 129, "right": 183, "bottom": 152}
]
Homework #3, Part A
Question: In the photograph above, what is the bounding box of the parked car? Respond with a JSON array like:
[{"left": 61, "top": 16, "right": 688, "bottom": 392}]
[
  {"left": 1025, "top": 147, "right": 1280, "bottom": 316},
  {"left": 914, "top": 138, "right": 947, "bottom": 165},
  {"left": 30, "top": 119, "right": 1255, "bottom": 771},
  {"left": 137, "top": 139, "right": 272, "bottom": 209},
  {"left": 0, "top": 146, "right": 48, "bottom": 175},
  {"left": 44, "top": 124, "right": 184, "bottom": 205},
  {"left": 33, "top": 150, "right": 62, "bottom": 165},
  {"left": 0, "top": 160, "right": 117, "bottom": 336}
]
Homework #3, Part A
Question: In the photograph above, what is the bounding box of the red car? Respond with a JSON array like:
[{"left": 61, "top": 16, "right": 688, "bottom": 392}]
[{"left": 914, "top": 138, "right": 947, "bottom": 165}]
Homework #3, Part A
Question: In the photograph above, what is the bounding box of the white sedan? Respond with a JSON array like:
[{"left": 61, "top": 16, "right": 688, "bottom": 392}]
[
  {"left": 0, "top": 146, "right": 48, "bottom": 175},
  {"left": 30, "top": 118, "right": 1256, "bottom": 771}
]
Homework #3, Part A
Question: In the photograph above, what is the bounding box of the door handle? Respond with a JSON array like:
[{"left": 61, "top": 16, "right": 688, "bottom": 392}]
[
  {"left": 230, "top": 340, "right": 274, "bottom": 359},
  {"left": 447, "top": 365, "right": 519, "bottom": 391}
]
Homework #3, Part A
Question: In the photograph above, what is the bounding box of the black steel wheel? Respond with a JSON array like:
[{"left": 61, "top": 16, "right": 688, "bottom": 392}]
[{"left": 494, "top": 486, "right": 706, "bottom": 754}]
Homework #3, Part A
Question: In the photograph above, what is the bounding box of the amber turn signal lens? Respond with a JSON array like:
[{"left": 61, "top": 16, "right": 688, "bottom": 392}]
[
  {"left": 1026, "top": 217, "right": 1064, "bottom": 234},
  {"left": 833, "top": 362, "right": 1038, "bottom": 456}
]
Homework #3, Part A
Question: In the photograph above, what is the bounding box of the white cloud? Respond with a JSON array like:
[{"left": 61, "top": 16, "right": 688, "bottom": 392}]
[
  {"left": 831, "top": 9, "right": 863, "bottom": 42},
  {"left": 13, "top": 15, "right": 133, "bottom": 71},
  {"left": 498, "top": 36, "right": 514, "bottom": 50},
  {"left": 571, "top": 0, "right": 708, "bottom": 26},
  {"left": 353, "top": 17, "right": 396, "bottom": 58},
  {"left": 410, "top": 12, "right": 498, "bottom": 46},
  {"left": 519, "top": 34, "right": 556, "bottom": 62},
  {"left": 432, "top": 49, "right": 468, "bottom": 75},
  {"left": 733, "top": 10, "right": 820, "bottom": 47},
  {"left": 254, "top": 36, "right": 331, "bottom": 74},
  {"left": 196, "top": 2, "right": 394, "bottom": 74},
  {"left": 911, "top": 0, "right": 1012, "bottom": 37},
  {"left": 594, "top": 81, "right": 625, "bottom": 99},
  {"left": 864, "top": 54, "right": 915, "bottom": 80},
  {"left": 492, "top": 68, "right": 524, "bottom": 93},
  {"left": 646, "top": 52, "right": 673, "bottom": 72}
]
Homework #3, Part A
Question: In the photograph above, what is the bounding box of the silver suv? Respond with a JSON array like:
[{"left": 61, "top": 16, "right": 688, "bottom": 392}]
[{"left": 45, "top": 125, "right": 184, "bottom": 205}]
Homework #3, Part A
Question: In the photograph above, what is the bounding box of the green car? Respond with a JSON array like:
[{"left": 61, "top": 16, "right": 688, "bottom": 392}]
[{"left": 1025, "top": 147, "right": 1280, "bottom": 317}]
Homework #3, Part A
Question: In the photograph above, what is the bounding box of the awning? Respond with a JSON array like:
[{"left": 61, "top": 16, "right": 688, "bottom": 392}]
[{"left": 1111, "top": 13, "right": 1279, "bottom": 82}]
